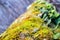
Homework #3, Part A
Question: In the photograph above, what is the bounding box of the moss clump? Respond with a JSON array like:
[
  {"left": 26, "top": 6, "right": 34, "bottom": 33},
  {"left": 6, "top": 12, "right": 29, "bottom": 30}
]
[{"left": 0, "top": 0, "right": 60, "bottom": 40}]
